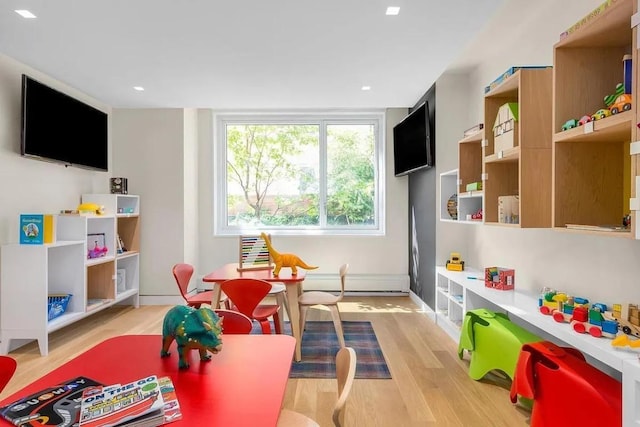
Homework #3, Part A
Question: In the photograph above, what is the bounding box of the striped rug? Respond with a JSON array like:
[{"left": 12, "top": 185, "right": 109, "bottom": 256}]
[{"left": 252, "top": 320, "right": 392, "bottom": 379}]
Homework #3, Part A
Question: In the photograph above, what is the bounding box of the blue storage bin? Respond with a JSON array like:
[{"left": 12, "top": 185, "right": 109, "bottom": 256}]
[{"left": 48, "top": 294, "right": 72, "bottom": 321}]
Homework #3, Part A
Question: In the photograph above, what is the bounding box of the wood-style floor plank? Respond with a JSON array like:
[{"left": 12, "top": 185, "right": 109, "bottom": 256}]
[{"left": 0, "top": 297, "right": 531, "bottom": 426}]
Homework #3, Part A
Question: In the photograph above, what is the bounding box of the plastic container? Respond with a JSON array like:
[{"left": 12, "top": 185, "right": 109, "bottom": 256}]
[{"left": 48, "top": 294, "right": 72, "bottom": 321}]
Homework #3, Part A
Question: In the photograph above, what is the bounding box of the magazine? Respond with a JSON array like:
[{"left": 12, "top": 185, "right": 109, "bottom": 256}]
[
  {"left": 0, "top": 376, "right": 102, "bottom": 427},
  {"left": 78, "top": 375, "right": 164, "bottom": 427},
  {"left": 158, "top": 377, "right": 182, "bottom": 424}
]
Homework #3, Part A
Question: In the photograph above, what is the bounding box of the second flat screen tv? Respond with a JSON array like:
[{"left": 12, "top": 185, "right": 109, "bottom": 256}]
[
  {"left": 21, "top": 75, "right": 109, "bottom": 171},
  {"left": 393, "top": 102, "right": 434, "bottom": 176}
]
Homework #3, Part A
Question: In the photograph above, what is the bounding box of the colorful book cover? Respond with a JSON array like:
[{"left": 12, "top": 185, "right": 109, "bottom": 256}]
[
  {"left": 20, "top": 214, "right": 55, "bottom": 245},
  {"left": 78, "top": 375, "right": 164, "bottom": 427},
  {"left": 0, "top": 376, "right": 102, "bottom": 427},
  {"left": 158, "top": 377, "right": 182, "bottom": 424},
  {"left": 559, "top": 0, "right": 614, "bottom": 40}
]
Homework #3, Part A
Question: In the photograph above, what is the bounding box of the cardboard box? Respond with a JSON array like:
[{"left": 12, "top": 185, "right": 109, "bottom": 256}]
[
  {"left": 498, "top": 195, "right": 519, "bottom": 224},
  {"left": 485, "top": 267, "right": 515, "bottom": 291},
  {"left": 20, "top": 214, "right": 55, "bottom": 245}
]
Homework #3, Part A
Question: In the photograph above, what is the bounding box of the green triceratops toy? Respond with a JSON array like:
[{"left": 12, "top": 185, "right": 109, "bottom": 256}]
[{"left": 161, "top": 305, "right": 223, "bottom": 369}]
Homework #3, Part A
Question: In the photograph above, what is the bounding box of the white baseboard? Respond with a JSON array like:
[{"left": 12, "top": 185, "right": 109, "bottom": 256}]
[{"left": 409, "top": 290, "right": 436, "bottom": 321}]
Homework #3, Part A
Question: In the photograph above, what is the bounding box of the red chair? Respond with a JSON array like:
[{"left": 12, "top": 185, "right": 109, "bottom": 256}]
[
  {"left": 221, "top": 278, "right": 281, "bottom": 334},
  {"left": 173, "top": 263, "right": 226, "bottom": 309},
  {"left": 214, "top": 309, "right": 253, "bottom": 334},
  {"left": 0, "top": 355, "right": 17, "bottom": 393}
]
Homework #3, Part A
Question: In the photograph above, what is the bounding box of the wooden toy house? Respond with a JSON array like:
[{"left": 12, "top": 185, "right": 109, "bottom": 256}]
[{"left": 493, "top": 102, "right": 519, "bottom": 153}]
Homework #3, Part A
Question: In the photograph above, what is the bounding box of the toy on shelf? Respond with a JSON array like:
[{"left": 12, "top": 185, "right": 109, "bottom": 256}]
[
  {"left": 611, "top": 334, "right": 640, "bottom": 349},
  {"left": 87, "top": 233, "right": 108, "bottom": 259},
  {"left": 610, "top": 93, "right": 632, "bottom": 114},
  {"left": 562, "top": 119, "right": 578, "bottom": 131},
  {"left": 604, "top": 83, "right": 625, "bottom": 107},
  {"left": 484, "top": 267, "right": 515, "bottom": 290},
  {"left": 260, "top": 232, "right": 318, "bottom": 276},
  {"left": 446, "top": 252, "right": 464, "bottom": 271},
  {"left": 471, "top": 208, "right": 483, "bottom": 221},
  {"left": 591, "top": 108, "right": 611, "bottom": 121},
  {"left": 570, "top": 303, "right": 618, "bottom": 339},
  {"left": 77, "top": 203, "right": 104, "bottom": 215},
  {"left": 578, "top": 115, "right": 593, "bottom": 126},
  {"left": 611, "top": 303, "right": 640, "bottom": 338}
]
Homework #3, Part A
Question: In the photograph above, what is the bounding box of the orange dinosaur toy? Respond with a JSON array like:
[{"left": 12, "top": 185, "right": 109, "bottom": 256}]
[{"left": 260, "top": 232, "right": 318, "bottom": 276}]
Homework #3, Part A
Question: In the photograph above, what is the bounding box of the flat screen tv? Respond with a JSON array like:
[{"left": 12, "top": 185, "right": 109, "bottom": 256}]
[
  {"left": 21, "top": 75, "right": 108, "bottom": 171},
  {"left": 393, "top": 102, "right": 434, "bottom": 176}
]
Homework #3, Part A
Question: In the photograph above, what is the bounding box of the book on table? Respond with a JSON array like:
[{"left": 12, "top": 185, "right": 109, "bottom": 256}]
[
  {"left": 0, "top": 376, "right": 103, "bottom": 426},
  {"left": 78, "top": 375, "right": 165, "bottom": 427}
]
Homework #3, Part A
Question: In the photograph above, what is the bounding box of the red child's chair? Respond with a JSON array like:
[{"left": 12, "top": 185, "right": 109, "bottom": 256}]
[
  {"left": 214, "top": 309, "right": 253, "bottom": 334},
  {"left": 173, "top": 263, "right": 230, "bottom": 309},
  {"left": 0, "top": 355, "right": 17, "bottom": 393},
  {"left": 221, "top": 278, "right": 281, "bottom": 334},
  {"left": 510, "top": 340, "right": 621, "bottom": 427}
]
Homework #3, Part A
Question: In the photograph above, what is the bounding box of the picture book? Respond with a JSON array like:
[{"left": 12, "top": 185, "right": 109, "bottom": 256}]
[
  {"left": 19, "top": 214, "right": 55, "bottom": 245},
  {"left": 78, "top": 375, "right": 164, "bottom": 427},
  {"left": 0, "top": 376, "right": 102, "bottom": 427},
  {"left": 158, "top": 377, "right": 182, "bottom": 424}
]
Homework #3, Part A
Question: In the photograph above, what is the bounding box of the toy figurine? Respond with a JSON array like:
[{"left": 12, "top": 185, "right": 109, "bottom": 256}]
[
  {"left": 161, "top": 305, "right": 223, "bottom": 369},
  {"left": 260, "top": 232, "right": 318, "bottom": 276}
]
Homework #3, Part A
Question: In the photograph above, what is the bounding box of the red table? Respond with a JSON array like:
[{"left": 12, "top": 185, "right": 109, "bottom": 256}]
[
  {"left": 0, "top": 334, "right": 295, "bottom": 427},
  {"left": 203, "top": 263, "right": 307, "bottom": 362}
]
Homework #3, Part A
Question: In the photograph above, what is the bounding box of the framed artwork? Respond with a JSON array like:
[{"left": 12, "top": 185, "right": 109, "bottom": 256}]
[{"left": 237, "top": 234, "right": 273, "bottom": 272}]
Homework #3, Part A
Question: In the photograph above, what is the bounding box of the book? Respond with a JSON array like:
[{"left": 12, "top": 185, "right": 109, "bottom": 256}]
[
  {"left": 0, "top": 376, "right": 102, "bottom": 427},
  {"left": 158, "top": 377, "right": 182, "bottom": 424},
  {"left": 559, "top": 0, "right": 613, "bottom": 40},
  {"left": 20, "top": 214, "right": 55, "bottom": 245},
  {"left": 463, "top": 123, "right": 483, "bottom": 137},
  {"left": 78, "top": 375, "right": 164, "bottom": 427},
  {"left": 484, "top": 66, "right": 552, "bottom": 94}
]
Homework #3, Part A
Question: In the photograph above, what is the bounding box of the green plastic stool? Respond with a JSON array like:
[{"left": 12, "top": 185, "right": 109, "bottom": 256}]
[{"left": 458, "top": 308, "right": 542, "bottom": 381}]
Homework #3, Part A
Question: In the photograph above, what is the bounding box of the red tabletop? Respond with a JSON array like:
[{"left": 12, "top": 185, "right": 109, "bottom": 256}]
[
  {"left": 0, "top": 334, "right": 295, "bottom": 427},
  {"left": 203, "top": 262, "right": 306, "bottom": 283}
]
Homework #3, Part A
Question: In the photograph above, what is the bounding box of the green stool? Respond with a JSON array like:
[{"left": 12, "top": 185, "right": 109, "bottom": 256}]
[{"left": 458, "top": 308, "right": 542, "bottom": 381}]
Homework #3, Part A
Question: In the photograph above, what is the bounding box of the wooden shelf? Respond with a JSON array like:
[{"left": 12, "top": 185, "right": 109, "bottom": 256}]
[
  {"left": 484, "top": 146, "right": 520, "bottom": 163},
  {"left": 552, "top": 0, "right": 636, "bottom": 235},
  {"left": 459, "top": 130, "right": 484, "bottom": 144}
]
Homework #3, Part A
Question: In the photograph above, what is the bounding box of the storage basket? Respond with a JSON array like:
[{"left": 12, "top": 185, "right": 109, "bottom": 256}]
[{"left": 48, "top": 294, "right": 72, "bottom": 321}]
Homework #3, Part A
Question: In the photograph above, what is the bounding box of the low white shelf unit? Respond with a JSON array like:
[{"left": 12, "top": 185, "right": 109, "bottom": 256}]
[{"left": 435, "top": 266, "right": 640, "bottom": 425}]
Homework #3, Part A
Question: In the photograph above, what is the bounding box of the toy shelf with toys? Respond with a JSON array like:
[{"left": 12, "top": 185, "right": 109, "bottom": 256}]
[
  {"left": 435, "top": 264, "right": 640, "bottom": 426},
  {"left": 0, "top": 194, "right": 141, "bottom": 357}
]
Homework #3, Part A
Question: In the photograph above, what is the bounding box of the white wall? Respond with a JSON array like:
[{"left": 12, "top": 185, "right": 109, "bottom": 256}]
[
  {"left": 435, "top": 0, "right": 640, "bottom": 304},
  {"left": 0, "top": 53, "right": 110, "bottom": 245}
]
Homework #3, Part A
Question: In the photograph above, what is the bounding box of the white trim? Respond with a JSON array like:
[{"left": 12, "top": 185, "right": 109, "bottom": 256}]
[
  {"left": 630, "top": 141, "right": 640, "bottom": 156},
  {"left": 630, "top": 198, "right": 640, "bottom": 211}
]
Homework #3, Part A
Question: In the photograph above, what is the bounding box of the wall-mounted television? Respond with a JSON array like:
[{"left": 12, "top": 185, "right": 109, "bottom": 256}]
[
  {"left": 21, "top": 75, "right": 108, "bottom": 172},
  {"left": 393, "top": 101, "right": 434, "bottom": 176}
]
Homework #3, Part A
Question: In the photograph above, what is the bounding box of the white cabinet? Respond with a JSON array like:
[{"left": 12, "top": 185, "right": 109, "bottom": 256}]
[{"left": 0, "top": 195, "right": 141, "bottom": 356}]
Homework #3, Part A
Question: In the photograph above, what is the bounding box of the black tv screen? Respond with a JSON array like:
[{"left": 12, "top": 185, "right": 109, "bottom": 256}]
[
  {"left": 21, "top": 75, "right": 108, "bottom": 171},
  {"left": 393, "top": 102, "right": 434, "bottom": 176}
]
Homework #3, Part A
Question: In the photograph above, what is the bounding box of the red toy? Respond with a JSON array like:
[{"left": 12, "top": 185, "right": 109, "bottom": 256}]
[
  {"left": 510, "top": 341, "right": 621, "bottom": 427},
  {"left": 578, "top": 115, "right": 592, "bottom": 126}
]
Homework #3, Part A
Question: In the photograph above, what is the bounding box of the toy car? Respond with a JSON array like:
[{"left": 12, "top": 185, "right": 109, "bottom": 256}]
[
  {"left": 610, "top": 94, "right": 632, "bottom": 114},
  {"left": 562, "top": 119, "right": 579, "bottom": 131},
  {"left": 578, "top": 115, "right": 592, "bottom": 126},
  {"left": 446, "top": 252, "right": 464, "bottom": 271},
  {"left": 591, "top": 109, "right": 611, "bottom": 121}
]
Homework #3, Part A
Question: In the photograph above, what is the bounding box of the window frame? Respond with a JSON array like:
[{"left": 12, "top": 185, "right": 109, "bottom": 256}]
[{"left": 213, "top": 110, "right": 386, "bottom": 236}]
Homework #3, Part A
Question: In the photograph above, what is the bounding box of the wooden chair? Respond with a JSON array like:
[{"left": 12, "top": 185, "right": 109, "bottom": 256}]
[
  {"left": 278, "top": 347, "right": 357, "bottom": 427},
  {"left": 298, "top": 264, "right": 349, "bottom": 348},
  {"left": 0, "top": 355, "right": 17, "bottom": 393},
  {"left": 221, "top": 278, "right": 281, "bottom": 334},
  {"left": 213, "top": 309, "right": 253, "bottom": 334},
  {"left": 173, "top": 263, "right": 229, "bottom": 309}
]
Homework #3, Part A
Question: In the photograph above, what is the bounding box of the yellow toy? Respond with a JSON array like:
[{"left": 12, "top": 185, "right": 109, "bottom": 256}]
[
  {"left": 260, "top": 232, "right": 318, "bottom": 276},
  {"left": 611, "top": 334, "right": 640, "bottom": 349},
  {"left": 77, "top": 203, "right": 104, "bottom": 215},
  {"left": 446, "top": 252, "right": 464, "bottom": 271}
]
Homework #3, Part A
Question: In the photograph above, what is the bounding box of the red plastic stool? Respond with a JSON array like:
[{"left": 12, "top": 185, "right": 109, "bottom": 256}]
[{"left": 510, "top": 341, "right": 621, "bottom": 427}]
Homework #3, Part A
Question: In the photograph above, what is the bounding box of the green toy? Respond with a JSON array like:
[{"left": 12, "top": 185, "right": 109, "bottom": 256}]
[
  {"left": 604, "top": 83, "right": 624, "bottom": 107},
  {"left": 161, "top": 305, "right": 223, "bottom": 369},
  {"left": 458, "top": 308, "right": 542, "bottom": 381}
]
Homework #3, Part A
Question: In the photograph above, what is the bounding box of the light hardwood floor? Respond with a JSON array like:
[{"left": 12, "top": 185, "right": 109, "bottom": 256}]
[{"left": 0, "top": 297, "right": 530, "bottom": 426}]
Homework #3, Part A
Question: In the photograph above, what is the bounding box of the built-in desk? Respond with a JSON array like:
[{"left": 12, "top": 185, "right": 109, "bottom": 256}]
[{"left": 435, "top": 266, "right": 640, "bottom": 426}]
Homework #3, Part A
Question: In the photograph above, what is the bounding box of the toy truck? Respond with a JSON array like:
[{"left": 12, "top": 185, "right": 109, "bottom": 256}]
[{"left": 446, "top": 252, "right": 464, "bottom": 271}]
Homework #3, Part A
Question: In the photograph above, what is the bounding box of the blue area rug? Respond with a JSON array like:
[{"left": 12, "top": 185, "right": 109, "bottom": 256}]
[{"left": 252, "top": 320, "right": 392, "bottom": 379}]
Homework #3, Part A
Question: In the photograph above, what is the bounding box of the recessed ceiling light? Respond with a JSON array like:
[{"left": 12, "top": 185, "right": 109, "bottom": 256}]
[
  {"left": 361, "top": 86, "right": 371, "bottom": 91},
  {"left": 386, "top": 7, "right": 400, "bottom": 16},
  {"left": 133, "top": 86, "right": 145, "bottom": 91},
  {"left": 15, "top": 10, "right": 36, "bottom": 19}
]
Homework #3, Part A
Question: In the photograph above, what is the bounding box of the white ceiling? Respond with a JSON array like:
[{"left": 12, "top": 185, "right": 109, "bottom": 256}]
[{"left": 0, "top": 0, "right": 506, "bottom": 109}]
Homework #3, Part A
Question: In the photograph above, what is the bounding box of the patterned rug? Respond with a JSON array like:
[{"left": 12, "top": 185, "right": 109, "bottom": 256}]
[{"left": 252, "top": 320, "right": 392, "bottom": 379}]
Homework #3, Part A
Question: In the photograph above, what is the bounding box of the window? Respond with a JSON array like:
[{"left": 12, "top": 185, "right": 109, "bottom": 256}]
[{"left": 214, "top": 112, "right": 385, "bottom": 235}]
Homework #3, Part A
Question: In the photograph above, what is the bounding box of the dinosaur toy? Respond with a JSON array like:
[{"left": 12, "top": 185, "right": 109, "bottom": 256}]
[
  {"left": 160, "top": 305, "right": 223, "bottom": 369},
  {"left": 260, "top": 232, "right": 318, "bottom": 276}
]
